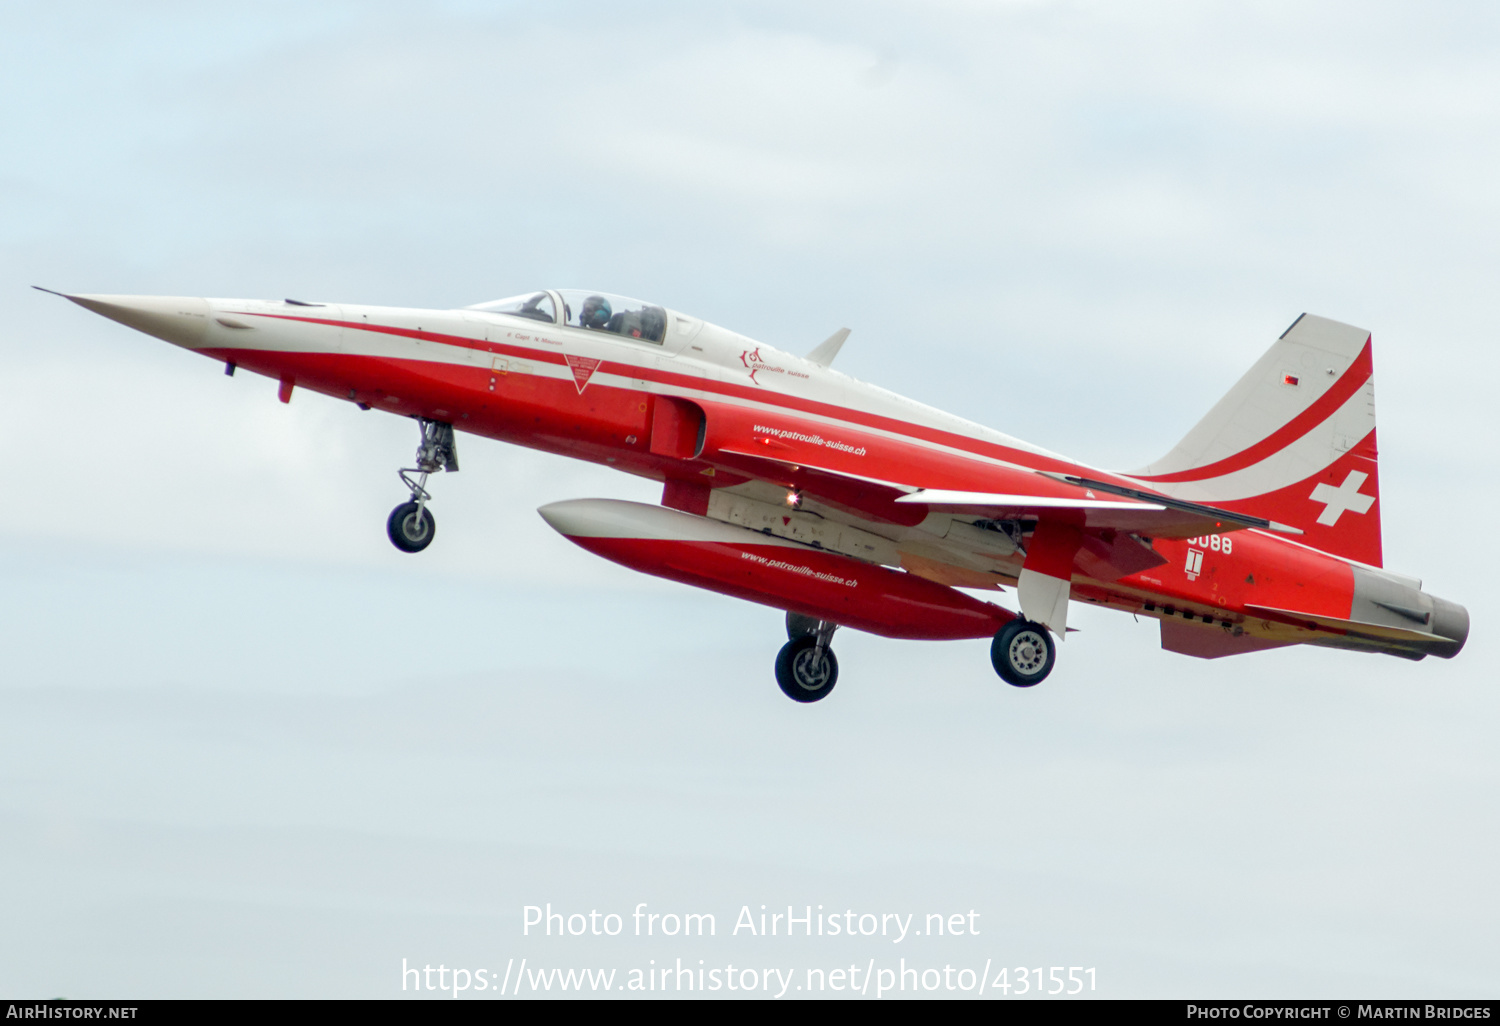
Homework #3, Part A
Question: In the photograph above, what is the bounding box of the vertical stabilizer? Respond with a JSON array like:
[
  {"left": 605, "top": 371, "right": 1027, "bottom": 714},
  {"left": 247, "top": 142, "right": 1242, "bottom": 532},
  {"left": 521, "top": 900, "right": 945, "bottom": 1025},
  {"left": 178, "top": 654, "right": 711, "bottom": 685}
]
[{"left": 1129, "top": 314, "right": 1382, "bottom": 566}]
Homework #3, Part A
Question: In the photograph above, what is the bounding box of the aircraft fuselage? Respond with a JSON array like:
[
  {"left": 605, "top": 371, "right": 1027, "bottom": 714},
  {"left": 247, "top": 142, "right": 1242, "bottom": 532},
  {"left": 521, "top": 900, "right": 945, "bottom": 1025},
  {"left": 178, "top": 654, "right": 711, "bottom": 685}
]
[{"left": 53, "top": 289, "right": 1468, "bottom": 697}]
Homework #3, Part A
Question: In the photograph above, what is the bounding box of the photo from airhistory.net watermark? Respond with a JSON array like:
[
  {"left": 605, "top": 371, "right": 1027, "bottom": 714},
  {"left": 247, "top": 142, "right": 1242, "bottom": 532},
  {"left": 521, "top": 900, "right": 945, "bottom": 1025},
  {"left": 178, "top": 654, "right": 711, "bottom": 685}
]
[{"left": 397, "top": 901, "right": 1099, "bottom": 998}]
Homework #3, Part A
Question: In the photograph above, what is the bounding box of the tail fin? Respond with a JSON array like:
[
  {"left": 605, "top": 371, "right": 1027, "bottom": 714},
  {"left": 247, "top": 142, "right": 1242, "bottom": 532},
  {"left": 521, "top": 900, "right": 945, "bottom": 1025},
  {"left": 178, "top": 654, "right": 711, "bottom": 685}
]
[{"left": 1129, "top": 314, "right": 1382, "bottom": 566}]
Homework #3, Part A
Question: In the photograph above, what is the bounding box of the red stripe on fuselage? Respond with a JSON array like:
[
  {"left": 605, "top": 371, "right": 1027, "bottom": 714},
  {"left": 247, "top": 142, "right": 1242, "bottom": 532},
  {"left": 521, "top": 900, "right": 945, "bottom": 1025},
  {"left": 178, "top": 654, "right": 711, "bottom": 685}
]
[{"left": 236, "top": 311, "right": 1111, "bottom": 486}]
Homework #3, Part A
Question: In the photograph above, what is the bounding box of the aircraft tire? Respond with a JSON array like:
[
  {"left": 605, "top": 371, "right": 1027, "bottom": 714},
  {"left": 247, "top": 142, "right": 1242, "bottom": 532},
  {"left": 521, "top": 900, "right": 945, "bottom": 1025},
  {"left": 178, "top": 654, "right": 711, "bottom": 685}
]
[
  {"left": 991, "top": 619, "right": 1054, "bottom": 688},
  {"left": 774, "top": 635, "right": 838, "bottom": 703},
  {"left": 387, "top": 501, "right": 437, "bottom": 553}
]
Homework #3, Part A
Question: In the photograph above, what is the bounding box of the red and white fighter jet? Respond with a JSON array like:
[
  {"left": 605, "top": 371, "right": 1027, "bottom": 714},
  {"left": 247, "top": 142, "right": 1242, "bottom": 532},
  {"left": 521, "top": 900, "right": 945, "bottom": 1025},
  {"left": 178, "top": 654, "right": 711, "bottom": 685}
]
[{"left": 46, "top": 286, "right": 1468, "bottom": 702}]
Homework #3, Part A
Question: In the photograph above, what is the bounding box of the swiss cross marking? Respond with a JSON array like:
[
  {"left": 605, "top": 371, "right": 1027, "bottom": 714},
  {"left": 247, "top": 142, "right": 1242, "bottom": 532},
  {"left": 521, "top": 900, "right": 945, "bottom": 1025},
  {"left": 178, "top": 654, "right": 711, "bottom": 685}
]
[{"left": 1309, "top": 470, "right": 1375, "bottom": 526}]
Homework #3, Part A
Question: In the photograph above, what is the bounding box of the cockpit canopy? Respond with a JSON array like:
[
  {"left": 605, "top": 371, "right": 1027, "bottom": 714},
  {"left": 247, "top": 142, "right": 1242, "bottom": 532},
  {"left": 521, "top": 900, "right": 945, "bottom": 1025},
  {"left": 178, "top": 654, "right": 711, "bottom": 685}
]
[
  {"left": 469, "top": 291, "right": 555, "bottom": 323},
  {"left": 468, "top": 289, "right": 668, "bottom": 344}
]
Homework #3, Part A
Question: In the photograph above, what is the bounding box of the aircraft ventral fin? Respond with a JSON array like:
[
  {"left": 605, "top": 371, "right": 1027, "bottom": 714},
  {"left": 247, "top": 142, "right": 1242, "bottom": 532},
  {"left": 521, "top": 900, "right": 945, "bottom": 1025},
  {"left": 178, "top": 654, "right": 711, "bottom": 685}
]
[{"left": 805, "top": 328, "right": 850, "bottom": 368}]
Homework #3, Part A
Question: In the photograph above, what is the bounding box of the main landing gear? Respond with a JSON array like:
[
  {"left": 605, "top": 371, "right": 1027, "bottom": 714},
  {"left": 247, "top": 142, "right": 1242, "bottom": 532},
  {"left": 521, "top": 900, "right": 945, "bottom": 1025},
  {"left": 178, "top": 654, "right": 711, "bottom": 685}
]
[
  {"left": 387, "top": 417, "right": 458, "bottom": 554},
  {"left": 775, "top": 612, "right": 839, "bottom": 703},
  {"left": 772, "top": 614, "right": 1058, "bottom": 701},
  {"left": 991, "top": 618, "right": 1056, "bottom": 687}
]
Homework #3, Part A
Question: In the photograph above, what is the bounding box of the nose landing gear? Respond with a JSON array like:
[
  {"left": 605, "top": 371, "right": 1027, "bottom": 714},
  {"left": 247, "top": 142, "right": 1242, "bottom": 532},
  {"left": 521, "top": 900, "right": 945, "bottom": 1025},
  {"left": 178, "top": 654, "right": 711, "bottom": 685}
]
[
  {"left": 386, "top": 418, "right": 458, "bottom": 554},
  {"left": 776, "top": 612, "right": 840, "bottom": 703}
]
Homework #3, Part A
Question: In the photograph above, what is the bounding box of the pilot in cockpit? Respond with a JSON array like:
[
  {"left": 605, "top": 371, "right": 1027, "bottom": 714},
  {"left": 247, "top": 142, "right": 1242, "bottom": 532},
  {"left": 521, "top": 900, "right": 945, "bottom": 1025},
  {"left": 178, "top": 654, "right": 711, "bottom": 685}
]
[
  {"left": 567, "top": 292, "right": 667, "bottom": 343},
  {"left": 579, "top": 295, "right": 612, "bottom": 330}
]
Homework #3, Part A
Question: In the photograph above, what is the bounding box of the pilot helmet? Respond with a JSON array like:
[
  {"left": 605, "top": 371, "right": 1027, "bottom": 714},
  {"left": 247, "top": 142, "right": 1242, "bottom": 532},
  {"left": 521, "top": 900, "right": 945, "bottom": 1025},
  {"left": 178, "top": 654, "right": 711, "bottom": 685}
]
[{"left": 580, "top": 295, "right": 612, "bottom": 330}]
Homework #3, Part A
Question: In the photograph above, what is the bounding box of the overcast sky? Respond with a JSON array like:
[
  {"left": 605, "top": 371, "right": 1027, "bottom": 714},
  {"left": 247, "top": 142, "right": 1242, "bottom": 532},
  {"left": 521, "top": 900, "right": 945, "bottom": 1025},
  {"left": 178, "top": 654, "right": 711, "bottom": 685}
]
[{"left": 1, "top": 0, "right": 1496, "bottom": 999}]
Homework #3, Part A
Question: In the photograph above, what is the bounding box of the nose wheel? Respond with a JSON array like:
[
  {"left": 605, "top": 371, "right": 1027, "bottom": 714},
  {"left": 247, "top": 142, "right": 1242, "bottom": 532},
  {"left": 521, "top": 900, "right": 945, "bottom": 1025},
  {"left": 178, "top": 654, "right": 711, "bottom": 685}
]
[
  {"left": 991, "top": 618, "right": 1055, "bottom": 687},
  {"left": 776, "top": 615, "right": 839, "bottom": 702},
  {"left": 387, "top": 417, "right": 458, "bottom": 555},
  {"left": 387, "top": 501, "right": 436, "bottom": 552}
]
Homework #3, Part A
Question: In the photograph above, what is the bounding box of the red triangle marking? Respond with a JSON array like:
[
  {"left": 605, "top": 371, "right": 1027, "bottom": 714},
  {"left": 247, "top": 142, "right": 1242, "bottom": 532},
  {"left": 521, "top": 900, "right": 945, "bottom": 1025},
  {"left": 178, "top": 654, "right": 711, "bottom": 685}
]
[{"left": 564, "top": 354, "right": 602, "bottom": 393}]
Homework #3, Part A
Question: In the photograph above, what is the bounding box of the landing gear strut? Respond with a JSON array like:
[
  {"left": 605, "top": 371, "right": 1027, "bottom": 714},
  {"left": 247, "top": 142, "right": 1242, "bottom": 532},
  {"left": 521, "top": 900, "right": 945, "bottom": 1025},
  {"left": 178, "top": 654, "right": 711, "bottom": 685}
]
[
  {"left": 386, "top": 417, "right": 458, "bottom": 554},
  {"left": 776, "top": 613, "right": 839, "bottom": 702},
  {"left": 991, "top": 618, "right": 1055, "bottom": 687}
]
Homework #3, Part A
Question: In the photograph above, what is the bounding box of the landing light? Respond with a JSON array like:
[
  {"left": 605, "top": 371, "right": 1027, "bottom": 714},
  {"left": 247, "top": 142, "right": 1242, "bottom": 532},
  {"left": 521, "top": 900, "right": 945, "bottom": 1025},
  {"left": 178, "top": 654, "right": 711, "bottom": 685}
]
[{"left": 786, "top": 490, "right": 802, "bottom": 509}]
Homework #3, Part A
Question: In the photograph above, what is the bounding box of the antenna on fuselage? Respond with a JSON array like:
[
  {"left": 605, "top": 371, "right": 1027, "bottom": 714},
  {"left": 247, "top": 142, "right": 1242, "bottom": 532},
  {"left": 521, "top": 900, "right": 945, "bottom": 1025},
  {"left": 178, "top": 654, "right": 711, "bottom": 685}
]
[{"left": 805, "top": 327, "right": 850, "bottom": 367}]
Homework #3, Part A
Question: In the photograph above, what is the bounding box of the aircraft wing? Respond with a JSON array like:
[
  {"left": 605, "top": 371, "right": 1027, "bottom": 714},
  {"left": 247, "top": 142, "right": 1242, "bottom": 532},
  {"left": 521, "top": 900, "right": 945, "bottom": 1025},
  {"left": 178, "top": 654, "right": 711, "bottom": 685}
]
[
  {"left": 898, "top": 480, "right": 1301, "bottom": 539},
  {"left": 680, "top": 396, "right": 1292, "bottom": 540}
]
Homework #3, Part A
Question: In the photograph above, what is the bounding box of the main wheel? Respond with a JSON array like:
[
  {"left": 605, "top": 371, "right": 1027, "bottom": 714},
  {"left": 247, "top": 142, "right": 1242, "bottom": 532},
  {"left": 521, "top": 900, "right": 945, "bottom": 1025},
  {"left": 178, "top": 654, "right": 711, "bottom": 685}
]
[
  {"left": 387, "top": 500, "right": 436, "bottom": 553},
  {"left": 991, "top": 619, "right": 1055, "bottom": 688},
  {"left": 774, "top": 635, "right": 839, "bottom": 703}
]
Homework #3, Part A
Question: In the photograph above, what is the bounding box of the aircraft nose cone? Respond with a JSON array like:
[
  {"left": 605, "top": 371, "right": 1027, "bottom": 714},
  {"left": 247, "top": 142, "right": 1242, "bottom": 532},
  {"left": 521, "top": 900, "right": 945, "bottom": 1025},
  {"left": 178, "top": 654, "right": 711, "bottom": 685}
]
[{"left": 61, "top": 293, "right": 211, "bottom": 350}]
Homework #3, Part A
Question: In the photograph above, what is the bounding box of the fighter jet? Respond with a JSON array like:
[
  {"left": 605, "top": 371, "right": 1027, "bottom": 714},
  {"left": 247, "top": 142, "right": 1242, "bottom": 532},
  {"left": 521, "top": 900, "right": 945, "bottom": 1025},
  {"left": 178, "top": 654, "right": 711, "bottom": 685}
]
[{"left": 43, "top": 286, "right": 1467, "bottom": 702}]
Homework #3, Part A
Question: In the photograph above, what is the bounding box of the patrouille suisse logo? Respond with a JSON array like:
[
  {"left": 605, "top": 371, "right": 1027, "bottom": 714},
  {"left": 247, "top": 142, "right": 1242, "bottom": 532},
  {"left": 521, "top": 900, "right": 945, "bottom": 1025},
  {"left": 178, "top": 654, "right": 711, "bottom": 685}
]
[
  {"left": 740, "top": 347, "right": 767, "bottom": 385},
  {"left": 739, "top": 347, "right": 809, "bottom": 387}
]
